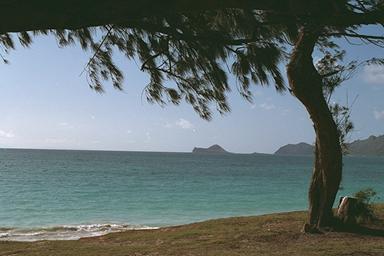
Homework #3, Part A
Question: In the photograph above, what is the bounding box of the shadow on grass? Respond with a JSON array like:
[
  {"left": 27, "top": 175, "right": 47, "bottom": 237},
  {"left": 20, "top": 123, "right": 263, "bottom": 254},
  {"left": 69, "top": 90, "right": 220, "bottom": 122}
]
[
  {"left": 336, "top": 222, "right": 384, "bottom": 237},
  {"left": 326, "top": 216, "right": 384, "bottom": 237},
  {"left": 349, "top": 225, "right": 384, "bottom": 237}
]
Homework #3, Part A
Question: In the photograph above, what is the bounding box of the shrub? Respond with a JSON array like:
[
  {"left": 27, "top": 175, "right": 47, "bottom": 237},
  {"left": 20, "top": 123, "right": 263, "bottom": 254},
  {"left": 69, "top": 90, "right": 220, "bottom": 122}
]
[{"left": 353, "top": 188, "right": 378, "bottom": 223}]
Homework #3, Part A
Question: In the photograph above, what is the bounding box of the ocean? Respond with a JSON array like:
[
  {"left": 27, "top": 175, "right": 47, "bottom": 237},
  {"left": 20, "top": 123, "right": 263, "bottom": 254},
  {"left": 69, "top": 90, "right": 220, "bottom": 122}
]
[{"left": 0, "top": 149, "right": 383, "bottom": 241}]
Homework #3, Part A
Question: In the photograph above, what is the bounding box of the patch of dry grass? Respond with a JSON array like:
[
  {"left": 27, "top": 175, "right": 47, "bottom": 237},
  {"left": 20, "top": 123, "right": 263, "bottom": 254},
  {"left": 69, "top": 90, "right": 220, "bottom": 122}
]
[{"left": 1, "top": 205, "right": 383, "bottom": 256}]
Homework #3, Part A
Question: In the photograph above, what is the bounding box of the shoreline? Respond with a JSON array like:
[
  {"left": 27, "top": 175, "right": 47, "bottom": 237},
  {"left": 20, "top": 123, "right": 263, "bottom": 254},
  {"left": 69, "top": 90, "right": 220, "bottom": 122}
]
[
  {"left": 0, "top": 205, "right": 319, "bottom": 242},
  {"left": 2, "top": 203, "right": 384, "bottom": 242},
  {"left": 1, "top": 205, "right": 383, "bottom": 255}
]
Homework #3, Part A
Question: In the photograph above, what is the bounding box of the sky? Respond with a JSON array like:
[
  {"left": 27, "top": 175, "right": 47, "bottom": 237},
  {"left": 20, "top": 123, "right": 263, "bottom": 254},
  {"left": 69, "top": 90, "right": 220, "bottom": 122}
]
[{"left": 0, "top": 31, "right": 383, "bottom": 154}]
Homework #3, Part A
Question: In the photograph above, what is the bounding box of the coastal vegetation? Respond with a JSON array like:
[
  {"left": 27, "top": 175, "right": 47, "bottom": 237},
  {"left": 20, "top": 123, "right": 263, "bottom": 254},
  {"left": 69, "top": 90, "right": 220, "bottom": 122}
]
[
  {"left": 354, "top": 188, "right": 380, "bottom": 223},
  {"left": 1, "top": 205, "right": 383, "bottom": 256}
]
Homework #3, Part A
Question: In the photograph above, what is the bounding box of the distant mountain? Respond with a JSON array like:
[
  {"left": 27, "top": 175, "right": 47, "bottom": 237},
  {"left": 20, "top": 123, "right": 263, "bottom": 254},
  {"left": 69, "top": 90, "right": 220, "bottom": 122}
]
[
  {"left": 192, "top": 144, "right": 230, "bottom": 154},
  {"left": 274, "top": 135, "right": 384, "bottom": 156},
  {"left": 274, "top": 142, "right": 314, "bottom": 156},
  {"left": 348, "top": 135, "right": 384, "bottom": 156}
]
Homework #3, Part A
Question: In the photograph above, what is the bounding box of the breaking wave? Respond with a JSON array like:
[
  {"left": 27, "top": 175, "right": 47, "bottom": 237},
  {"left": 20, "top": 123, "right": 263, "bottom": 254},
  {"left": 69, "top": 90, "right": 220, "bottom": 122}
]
[{"left": 0, "top": 224, "right": 158, "bottom": 242}]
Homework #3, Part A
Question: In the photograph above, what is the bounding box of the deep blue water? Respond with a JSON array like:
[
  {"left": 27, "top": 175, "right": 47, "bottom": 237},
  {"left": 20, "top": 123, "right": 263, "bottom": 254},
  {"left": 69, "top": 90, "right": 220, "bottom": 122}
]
[{"left": 0, "top": 149, "right": 382, "bottom": 240}]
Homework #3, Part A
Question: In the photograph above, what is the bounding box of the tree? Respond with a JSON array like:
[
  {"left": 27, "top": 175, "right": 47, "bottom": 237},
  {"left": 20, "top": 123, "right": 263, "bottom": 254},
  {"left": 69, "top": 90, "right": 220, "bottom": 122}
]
[
  {"left": 316, "top": 50, "right": 356, "bottom": 154},
  {"left": 1, "top": 0, "right": 384, "bottom": 231}
]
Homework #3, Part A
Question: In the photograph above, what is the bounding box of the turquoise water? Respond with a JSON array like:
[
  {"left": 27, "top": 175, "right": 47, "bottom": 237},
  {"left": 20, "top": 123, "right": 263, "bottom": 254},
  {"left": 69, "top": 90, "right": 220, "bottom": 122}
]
[{"left": 0, "top": 149, "right": 383, "bottom": 240}]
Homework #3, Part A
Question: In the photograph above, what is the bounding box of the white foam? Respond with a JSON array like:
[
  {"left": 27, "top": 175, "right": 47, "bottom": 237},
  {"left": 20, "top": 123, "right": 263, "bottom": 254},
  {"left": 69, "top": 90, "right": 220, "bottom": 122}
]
[
  {"left": 0, "top": 223, "right": 159, "bottom": 242},
  {"left": 0, "top": 232, "right": 9, "bottom": 238}
]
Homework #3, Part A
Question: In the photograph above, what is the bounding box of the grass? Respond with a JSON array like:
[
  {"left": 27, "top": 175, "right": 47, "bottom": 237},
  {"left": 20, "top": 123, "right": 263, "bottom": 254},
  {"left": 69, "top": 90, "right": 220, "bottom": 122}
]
[{"left": 1, "top": 205, "right": 383, "bottom": 256}]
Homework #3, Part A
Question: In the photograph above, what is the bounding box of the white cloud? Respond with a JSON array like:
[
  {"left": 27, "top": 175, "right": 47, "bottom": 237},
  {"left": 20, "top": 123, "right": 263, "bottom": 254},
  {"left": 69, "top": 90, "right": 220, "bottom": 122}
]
[
  {"left": 175, "top": 118, "right": 194, "bottom": 129},
  {"left": 90, "top": 115, "right": 96, "bottom": 120},
  {"left": 163, "top": 119, "right": 196, "bottom": 132},
  {"left": 259, "top": 103, "right": 276, "bottom": 110},
  {"left": 0, "top": 129, "right": 15, "bottom": 138},
  {"left": 363, "top": 65, "right": 384, "bottom": 84},
  {"left": 126, "top": 130, "right": 132, "bottom": 134},
  {"left": 374, "top": 110, "right": 384, "bottom": 120}
]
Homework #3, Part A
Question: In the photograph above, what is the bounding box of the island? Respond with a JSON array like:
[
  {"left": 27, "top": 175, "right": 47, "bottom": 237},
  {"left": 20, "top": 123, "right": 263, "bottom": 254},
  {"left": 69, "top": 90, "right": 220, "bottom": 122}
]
[
  {"left": 348, "top": 135, "right": 384, "bottom": 156},
  {"left": 192, "top": 144, "right": 230, "bottom": 154},
  {"left": 274, "top": 135, "right": 384, "bottom": 156},
  {"left": 274, "top": 142, "right": 314, "bottom": 156}
]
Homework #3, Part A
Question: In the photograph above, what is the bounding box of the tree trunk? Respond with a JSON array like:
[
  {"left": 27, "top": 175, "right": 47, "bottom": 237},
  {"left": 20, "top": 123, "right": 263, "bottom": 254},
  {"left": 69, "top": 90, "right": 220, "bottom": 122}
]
[{"left": 287, "top": 26, "right": 342, "bottom": 230}]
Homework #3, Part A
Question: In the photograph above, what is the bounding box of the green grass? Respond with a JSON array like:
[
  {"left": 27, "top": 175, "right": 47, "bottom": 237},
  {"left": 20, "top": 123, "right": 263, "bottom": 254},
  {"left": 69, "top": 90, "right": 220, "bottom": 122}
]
[{"left": 1, "top": 205, "right": 383, "bottom": 256}]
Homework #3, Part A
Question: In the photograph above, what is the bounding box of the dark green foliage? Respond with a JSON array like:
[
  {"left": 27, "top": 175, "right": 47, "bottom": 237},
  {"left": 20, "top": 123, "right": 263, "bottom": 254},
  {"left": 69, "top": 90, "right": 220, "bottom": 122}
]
[
  {"left": 329, "top": 103, "right": 354, "bottom": 153},
  {"left": 104, "top": 11, "right": 287, "bottom": 119},
  {"left": 0, "top": 33, "right": 15, "bottom": 63},
  {"left": 316, "top": 50, "right": 356, "bottom": 102},
  {"left": 1, "top": 1, "right": 384, "bottom": 120},
  {"left": 354, "top": 188, "right": 379, "bottom": 223},
  {"left": 32, "top": 11, "right": 286, "bottom": 120},
  {"left": 0, "top": 10, "right": 289, "bottom": 119}
]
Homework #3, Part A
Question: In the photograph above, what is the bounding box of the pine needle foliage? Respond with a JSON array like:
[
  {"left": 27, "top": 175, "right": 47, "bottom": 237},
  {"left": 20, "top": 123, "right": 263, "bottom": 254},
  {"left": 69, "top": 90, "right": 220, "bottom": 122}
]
[{"left": 1, "top": 1, "right": 384, "bottom": 119}]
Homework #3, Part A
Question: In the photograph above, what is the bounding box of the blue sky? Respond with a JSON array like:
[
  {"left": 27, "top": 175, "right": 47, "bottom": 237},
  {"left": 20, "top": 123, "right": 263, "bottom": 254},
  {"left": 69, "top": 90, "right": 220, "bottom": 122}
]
[{"left": 0, "top": 33, "right": 383, "bottom": 153}]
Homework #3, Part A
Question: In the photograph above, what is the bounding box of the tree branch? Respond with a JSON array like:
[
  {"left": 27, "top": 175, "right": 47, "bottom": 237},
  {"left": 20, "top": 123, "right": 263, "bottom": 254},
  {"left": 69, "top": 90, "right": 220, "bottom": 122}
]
[
  {"left": 0, "top": 0, "right": 288, "bottom": 34},
  {"left": 79, "top": 25, "right": 114, "bottom": 76},
  {"left": 326, "top": 32, "right": 384, "bottom": 40}
]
